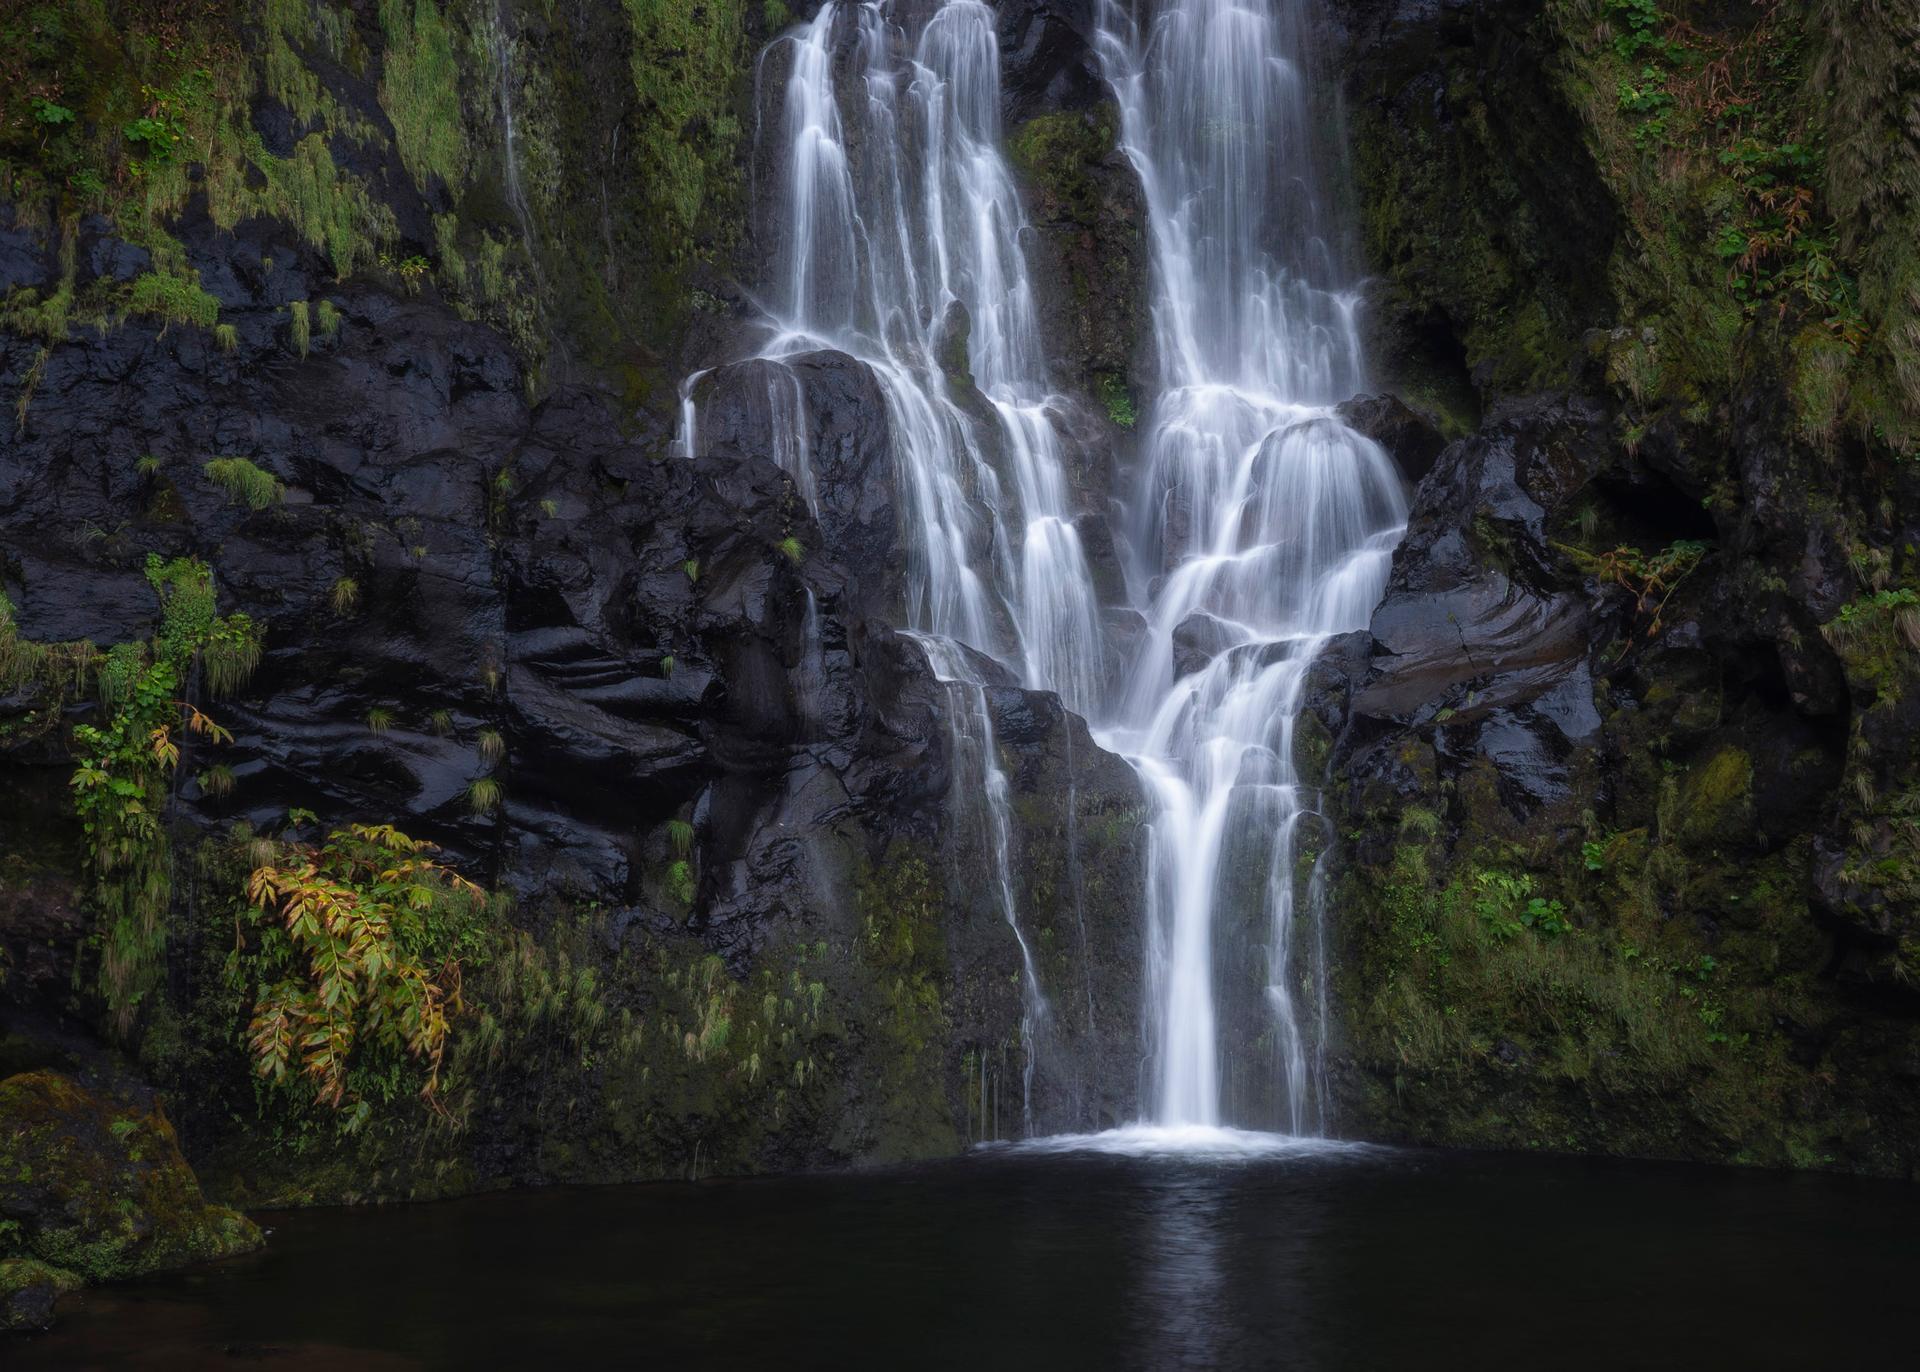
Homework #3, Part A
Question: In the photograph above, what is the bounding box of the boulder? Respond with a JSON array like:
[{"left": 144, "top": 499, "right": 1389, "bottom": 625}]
[
  {"left": 0, "top": 1257, "right": 83, "bottom": 1332},
  {"left": 0, "top": 1071, "right": 261, "bottom": 1284}
]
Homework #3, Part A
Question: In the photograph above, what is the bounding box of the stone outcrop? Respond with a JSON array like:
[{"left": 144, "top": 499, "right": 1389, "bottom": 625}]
[{"left": 0, "top": 1071, "right": 260, "bottom": 1304}]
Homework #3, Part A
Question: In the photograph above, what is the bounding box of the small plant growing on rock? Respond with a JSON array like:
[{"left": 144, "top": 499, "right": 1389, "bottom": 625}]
[
  {"left": 288, "top": 300, "right": 310, "bottom": 357},
  {"left": 466, "top": 776, "right": 502, "bottom": 814},
  {"left": 1472, "top": 869, "right": 1571, "bottom": 941},
  {"left": 429, "top": 709, "right": 454, "bottom": 736},
  {"left": 1097, "top": 372, "right": 1137, "bottom": 429},
  {"left": 476, "top": 728, "right": 505, "bottom": 765},
  {"left": 776, "top": 536, "right": 803, "bottom": 563},
  {"left": 329, "top": 576, "right": 360, "bottom": 615},
  {"left": 203, "top": 457, "right": 283, "bottom": 511},
  {"left": 365, "top": 706, "right": 393, "bottom": 733}
]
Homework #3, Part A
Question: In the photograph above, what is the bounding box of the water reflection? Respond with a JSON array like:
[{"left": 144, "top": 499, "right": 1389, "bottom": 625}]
[{"left": 16, "top": 1149, "right": 1919, "bottom": 1370}]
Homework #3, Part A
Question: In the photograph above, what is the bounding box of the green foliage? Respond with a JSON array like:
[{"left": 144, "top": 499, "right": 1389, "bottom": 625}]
[
  {"left": 329, "top": 576, "right": 359, "bottom": 616},
  {"left": 1471, "top": 869, "right": 1571, "bottom": 941},
  {"left": 242, "top": 824, "right": 491, "bottom": 1120},
  {"left": 67, "top": 557, "right": 259, "bottom": 1036},
  {"left": 376, "top": 0, "right": 469, "bottom": 194},
  {"left": 202, "top": 457, "right": 283, "bottom": 511},
  {"left": 289, "top": 299, "right": 310, "bottom": 356},
  {"left": 665, "top": 858, "right": 694, "bottom": 906},
  {"left": 127, "top": 271, "right": 219, "bottom": 328},
  {"left": 666, "top": 818, "right": 694, "bottom": 857},
  {"left": 1097, "top": 372, "right": 1137, "bottom": 429},
  {"left": 776, "top": 535, "right": 804, "bottom": 564},
  {"left": 620, "top": 0, "right": 746, "bottom": 250},
  {"left": 1605, "top": 0, "right": 1680, "bottom": 64},
  {"left": 365, "top": 706, "right": 393, "bottom": 733},
  {"left": 475, "top": 728, "right": 504, "bottom": 766},
  {"left": 1821, "top": 586, "right": 1920, "bottom": 688},
  {"left": 1565, "top": 538, "right": 1708, "bottom": 640},
  {"left": 465, "top": 776, "right": 501, "bottom": 814}
]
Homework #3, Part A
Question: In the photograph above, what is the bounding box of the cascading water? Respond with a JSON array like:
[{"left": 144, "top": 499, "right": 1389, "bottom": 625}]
[
  {"left": 682, "top": 0, "right": 1406, "bottom": 1143},
  {"left": 1093, "top": 0, "right": 1407, "bottom": 1134},
  {"left": 693, "top": 0, "right": 1106, "bottom": 718},
  {"left": 679, "top": 0, "right": 1107, "bottom": 1129}
]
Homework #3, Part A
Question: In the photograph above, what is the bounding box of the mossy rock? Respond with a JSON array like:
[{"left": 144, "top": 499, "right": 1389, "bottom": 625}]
[
  {"left": 0, "top": 1257, "right": 82, "bottom": 1332},
  {"left": 0, "top": 1070, "right": 261, "bottom": 1283},
  {"left": 1679, "top": 747, "right": 1755, "bottom": 850}
]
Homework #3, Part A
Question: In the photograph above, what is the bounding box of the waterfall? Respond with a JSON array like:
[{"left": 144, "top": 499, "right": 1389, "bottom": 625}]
[
  {"left": 679, "top": 0, "right": 1108, "bottom": 1131},
  {"left": 1094, "top": 0, "right": 1407, "bottom": 1133},
  {"left": 682, "top": 0, "right": 1406, "bottom": 1142},
  {"left": 488, "top": 3, "right": 537, "bottom": 257}
]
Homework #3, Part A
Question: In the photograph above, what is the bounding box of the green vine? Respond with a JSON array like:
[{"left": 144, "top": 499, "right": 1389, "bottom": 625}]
[{"left": 65, "top": 555, "right": 260, "bottom": 1036}]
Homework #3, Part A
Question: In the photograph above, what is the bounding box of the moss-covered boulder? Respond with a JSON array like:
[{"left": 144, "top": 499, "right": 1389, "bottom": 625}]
[
  {"left": 0, "top": 1071, "right": 260, "bottom": 1283},
  {"left": 0, "top": 1257, "right": 82, "bottom": 1332}
]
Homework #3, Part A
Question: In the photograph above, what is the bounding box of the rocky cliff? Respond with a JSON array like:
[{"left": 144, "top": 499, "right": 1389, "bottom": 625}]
[
  {"left": 1, "top": 0, "right": 1915, "bottom": 1224},
  {"left": 0, "top": 0, "right": 1150, "bottom": 1207},
  {"left": 1317, "top": 0, "right": 1920, "bottom": 1176}
]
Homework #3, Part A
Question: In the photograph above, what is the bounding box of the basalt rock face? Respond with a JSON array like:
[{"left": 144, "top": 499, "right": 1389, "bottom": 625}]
[
  {"left": 1318, "top": 0, "right": 1920, "bottom": 1176},
  {"left": 0, "top": 2, "right": 1147, "bottom": 1203}
]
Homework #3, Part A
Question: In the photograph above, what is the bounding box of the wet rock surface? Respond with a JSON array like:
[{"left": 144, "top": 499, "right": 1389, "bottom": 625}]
[
  {"left": 0, "top": 1, "right": 1150, "bottom": 1198},
  {"left": 1317, "top": 0, "right": 1920, "bottom": 1173}
]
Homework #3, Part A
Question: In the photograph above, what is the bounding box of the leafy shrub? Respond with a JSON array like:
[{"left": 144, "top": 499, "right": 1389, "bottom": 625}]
[
  {"left": 69, "top": 557, "right": 259, "bottom": 1033},
  {"left": 1472, "top": 869, "right": 1571, "bottom": 941},
  {"left": 243, "top": 824, "right": 489, "bottom": 1120}
]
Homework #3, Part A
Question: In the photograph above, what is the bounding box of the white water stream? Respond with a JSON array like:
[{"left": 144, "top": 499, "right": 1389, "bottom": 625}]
[
  {"left": 676, "top": 0, "right": 1406, "bottom": 1140},
  {"left": 1093, "top": 0, "right": 1406, "bottom": 1133}
]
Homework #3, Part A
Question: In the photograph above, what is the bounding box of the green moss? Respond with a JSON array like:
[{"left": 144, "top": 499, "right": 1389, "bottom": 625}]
[
  {"left": 1678, "top": 747, "right": 1754, "bottom": 849},
  {"left": 1097, "top": 372, "right": 1136, "bottom": 429},
  {"left": 1007, "top": 109, "right": 1113, "bottom": 222},
  {"left": 377, "top": 0, "right": 470, "bottom": 194},
  {"left": 620, "top": 0, "right": 746, "bottom": 252},
  {"left": 0, "top": 1257, "right": 82, "bottom": 1332},
  {"left": 0, "top": 1071, "right": 260, "bottom": 1283},
  {"left": 854, "top": 845, "right": 958, "bottom": 1158}
]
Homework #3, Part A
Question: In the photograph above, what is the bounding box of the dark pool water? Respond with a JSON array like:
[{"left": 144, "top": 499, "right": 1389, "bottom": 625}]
[{"left": 14, "top": 1136, "right": 1916, "bottom": 1369}]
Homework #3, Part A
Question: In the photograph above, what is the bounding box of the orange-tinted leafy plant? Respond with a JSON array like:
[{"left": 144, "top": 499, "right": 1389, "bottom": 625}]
[{"left": 241, "top": 823, "right": 489, "bottom": 1125}]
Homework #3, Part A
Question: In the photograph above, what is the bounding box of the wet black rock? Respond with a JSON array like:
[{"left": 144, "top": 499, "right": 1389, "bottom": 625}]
[
  {"left": 996, "top": 0, "right": 1105, "bottom": 124},
  {"left": 1336, "top": 392, "right": 1448, "bottom": 486}
]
